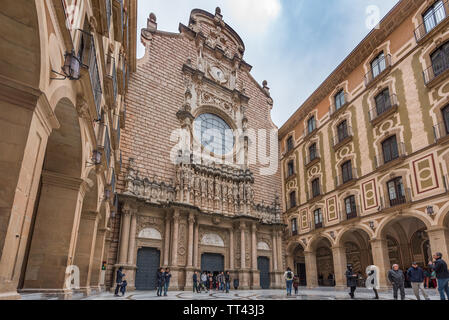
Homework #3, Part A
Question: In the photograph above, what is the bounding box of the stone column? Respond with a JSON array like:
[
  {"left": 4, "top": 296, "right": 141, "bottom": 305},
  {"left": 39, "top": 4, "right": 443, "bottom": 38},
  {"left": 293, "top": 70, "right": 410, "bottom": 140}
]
[
  {"left": 240, "top": 222, "right": 246, "bottom": 270},
  {"left": 277, "top": 231, "right": 284, "bottom": 272},
  {"left": 74, "top": 210, "right": 99, "bottom": 295},
  {"left": 187, "top": 213, "right": 195, "bottom": 267},
  {"left": 171, "top": 211, "right": 180, "bottom": 266},
  {"left": 251, "top": 224, "right": 258, "bottom": 270},
  {"left": 185, "top": 213, "right": 195, "bottom": 290},
  {"left": 332, "top": 246, "right": 347, "bottom": 290},
  {"left": 193, "top": 222, "right": 199, "bottom": 268},
  {"left": 304, "top": 251, "right": 318, "bottom": 288},
  {"left": 370, "top": 238, "right": 391, "bottom": 290},
  {"left": 427, "top": 226, "right": 449, "bottom": 262},
  {"left": 22, "top": 171, "right": 86, "bottom": 294},
  {"left": 127, "top": 212, "right": 137, "bottom": 265},
  {"left": 90, "top": 227, "right": 107, "bottom": 291},
  {"left": 229, "top": 228, "right": 234, "bottom": 270},
  {"left": 272, "top": 232, "right": 278, "bottom": 271},
  {"left": 118, "top": 211, "right": 131, "bottom": 264},
  {"left": 163, "top": 214, "right": 171, "bottom": 267}
]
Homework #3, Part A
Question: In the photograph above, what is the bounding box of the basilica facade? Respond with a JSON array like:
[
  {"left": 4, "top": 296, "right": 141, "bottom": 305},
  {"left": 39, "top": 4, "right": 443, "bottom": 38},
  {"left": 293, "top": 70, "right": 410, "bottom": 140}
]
[{"left": 105, "top": 8, "right": 284, "bottom": 291}]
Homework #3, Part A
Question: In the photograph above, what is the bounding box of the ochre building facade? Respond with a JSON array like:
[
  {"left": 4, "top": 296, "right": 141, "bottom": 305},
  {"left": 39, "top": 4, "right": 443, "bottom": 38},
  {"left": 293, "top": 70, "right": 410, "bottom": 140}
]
[
  {"left": 0, "top": 0, "right": 137, "bottom": 299},
  {"left": 107, "top": 8, "right": 284, "bottom": 291},
  {"left": 280, "top": 0, "right": 449, "bottom": 290}
]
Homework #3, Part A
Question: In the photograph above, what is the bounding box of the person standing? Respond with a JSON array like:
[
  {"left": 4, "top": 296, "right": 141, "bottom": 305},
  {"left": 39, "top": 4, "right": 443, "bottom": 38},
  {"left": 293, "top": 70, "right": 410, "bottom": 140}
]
[
  {"left": 218, "top": 272, "right": 224, "bottom": 292},
  {"left": 388, "top": 264, "right": 406, "bottom": 300},
  {"left": 423, "top": 268, "right": 430, "bottom": 289},
  {"left": 293, "top": 275, "right": 300, "bottom": 295},
  {"left": 163, "top": 268, "right": 172, "bottom": 296},
  {"left": 430, "top": 269, "right": 437, "bottom": 288},
  {"left": 208, "top": 273, "right": 214, "bottom": 295},
  {"left": 225, "top": 271, "right": 231, "bottom": 294},
  {"left": 428, "top": 252, "right": 449, "bottom": 300},
  {"left": 284, "top": 267, "right": 294, "bottom": 296},
  {"left": 120, "top": 276, "right": 128, "bottom": 297},
  {"left": 345, "top": 264, "right": 358, "bottom": 299},
  {"left": 407, "top": 262, "right": 429, "bottom": 300},
  {"left": 201, "top": 272, "right": 208, "bottom": 293},
  {"left": 365, "top": 266, "right": 380, "bottom": 300},
  {"left": 114, "top": 267, "right": 125, "bottom": 297},
  {"left": 156, "top": 268, "right": 165, "bottom": 297},
  {"left": 193, "top": 271, "right": 201, "bottom": 293}
]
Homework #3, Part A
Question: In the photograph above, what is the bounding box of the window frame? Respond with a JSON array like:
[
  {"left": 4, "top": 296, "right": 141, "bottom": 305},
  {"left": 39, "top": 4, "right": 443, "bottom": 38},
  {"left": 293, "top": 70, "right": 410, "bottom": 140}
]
[
  {"left": 337, "top": 120, "right": 349, "bottom": 143},
  {"left": 371, "top": 52, "right": 386, "bottom": 79},
  {"left": 287, "top": 160, "right": 295, "bottom": 177},
  {"left": 344, "top": 195, "right": 357, "bottom": 219},
  {"left": 423, "top": 0, "right": 446, "bottom": 34},
  {"left": 307, "top": 116, "right": 316, "bottom": 134},
  {"left": 443, "top": 105, "right": 449, "bottom": 134},
  {"left": 291, "top": 218, "right": 298, "bottom": 235},
  {"left": 312, "top": 178, "right": 321, "bottom": 198},
  {"left": 289, "top": 191, "right": 297, "bottom": 209},
  {"left": 341, "top": 160, "right": 353, "bottom": 184},
  {"left": 382, "top": 135, "right": 399, "bottom": 164},
  {"left": 194, "top": 113, "right": 235, "bottom": 156},
  {"left": 309, "top": 143, "right": 318, "bottom": 162},
  {"left": 314, "top": 208, "right": 323, "bottom": 228},
  {"left": 334, "top": 90, "right": 345, "bottom": 110},
  {"left": 286, "top": 136, "right": 294, "bottom": 152},
  {"left": 387, "top": 177, "right": 406, "bottom": 207},
  {"left": 374, "top": 88, "right": 392, "bottom": 116}
]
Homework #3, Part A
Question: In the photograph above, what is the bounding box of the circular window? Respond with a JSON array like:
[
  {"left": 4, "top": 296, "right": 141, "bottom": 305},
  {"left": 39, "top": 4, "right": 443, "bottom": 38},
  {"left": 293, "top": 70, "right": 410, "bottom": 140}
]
[{"left": 194, "top": 113, "right": 234, "bottom": 156}]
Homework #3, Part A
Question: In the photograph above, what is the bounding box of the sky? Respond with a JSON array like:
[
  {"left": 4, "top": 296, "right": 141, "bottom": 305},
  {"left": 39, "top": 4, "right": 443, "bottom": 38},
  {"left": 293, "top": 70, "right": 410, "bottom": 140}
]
[{"left": 136, "top": 0, "right": 400, "bottom": 128}]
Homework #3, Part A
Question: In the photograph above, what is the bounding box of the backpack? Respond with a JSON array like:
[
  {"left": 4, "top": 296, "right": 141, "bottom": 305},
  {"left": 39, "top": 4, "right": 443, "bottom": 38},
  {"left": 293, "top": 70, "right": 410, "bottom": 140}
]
[{"left": 287, "top": 271, "right": 293, "bottom": 280}]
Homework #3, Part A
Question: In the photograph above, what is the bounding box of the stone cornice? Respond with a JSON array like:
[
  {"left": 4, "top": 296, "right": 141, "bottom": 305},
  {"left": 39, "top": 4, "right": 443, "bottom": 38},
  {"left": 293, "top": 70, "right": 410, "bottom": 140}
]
[{"left": 279, "top": 0, "right": 423, "bottom": 138}]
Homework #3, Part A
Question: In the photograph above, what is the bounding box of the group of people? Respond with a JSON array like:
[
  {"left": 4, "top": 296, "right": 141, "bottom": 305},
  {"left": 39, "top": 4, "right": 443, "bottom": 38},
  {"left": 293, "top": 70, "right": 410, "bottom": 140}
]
[
  {"left": 345, "top": 252, "right": 449, "bottom": 300},
  {"left": 156, "top": 268, "right": 172, "bottom": 296},
  {"left": 114, "top": 267, "right": 128, "bottom": 297},
  {"left": 192, "top": 271, "right": 234, "bottom": 294}
]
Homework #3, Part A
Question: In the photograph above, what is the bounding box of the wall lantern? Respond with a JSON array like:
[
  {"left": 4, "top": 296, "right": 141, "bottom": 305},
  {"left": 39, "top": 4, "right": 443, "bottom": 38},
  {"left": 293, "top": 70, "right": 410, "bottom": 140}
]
[
  {"left": 426, "top": 205, "right": 435, "bottom": 216},
  {"left": 86, "top": 150, "right": 102, "bottom": 167},
  {"left": 51, "top": 51, "right": 81, "bottom": 80},
  {"left": 369, "top": 221, "right": 375, "bottom": 230},
  {"left": 104, "top": 188, "right": 111, "bottom": 201}
]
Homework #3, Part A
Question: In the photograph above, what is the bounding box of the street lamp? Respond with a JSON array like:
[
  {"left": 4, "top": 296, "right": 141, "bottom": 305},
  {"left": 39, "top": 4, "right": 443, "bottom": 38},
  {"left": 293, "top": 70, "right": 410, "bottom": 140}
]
[{"left": 51, "top": 51, "right": 81, "bottom": 80}]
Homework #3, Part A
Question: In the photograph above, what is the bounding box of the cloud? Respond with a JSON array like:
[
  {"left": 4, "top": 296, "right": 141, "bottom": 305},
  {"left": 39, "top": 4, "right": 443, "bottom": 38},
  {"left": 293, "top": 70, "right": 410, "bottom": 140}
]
[{"left": 224, "top": 0, "right": 282, "bottom": 34}]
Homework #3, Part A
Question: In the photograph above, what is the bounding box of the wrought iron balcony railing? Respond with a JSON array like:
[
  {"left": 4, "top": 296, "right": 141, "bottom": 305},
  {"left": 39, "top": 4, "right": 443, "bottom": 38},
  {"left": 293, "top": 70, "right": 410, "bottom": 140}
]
[
  {"left": 368, "top": 94, "right": 398, "bottom": 122},
  {"left": 333, "top": 126, "right": 353, "bottom": 147},
  {"left": 335, "top": 168, "right": 358, "bottom": 188},
  {"left": 78, "top": 29, "right": 102, "bottom": 119},
  {"left": 329, "top": 93, "right": 349, "bottom": 117},
  {"left": 305, "top": 151, "right": 321, "bottom": 167},
  {"left": 105, "top": 55, "right": 118, "bottom": 106},
  {"left": 346, "top": 206, "right": 358, "bottom": 220},
  {"left": 433, "top": 122, "right": 449, "bottom": 142},
  {"left": 423, "top": 60, "right": 449, "bottom": 86},
  {"left": 374, "top": 142, "right": 406, "bottom": 169},
  {"left": 380, "top": 188, "right": 412, "bottom": 209},
  {"left": 364, "top": 54, "right": 392, "bottom": 87},
  {"left": 414, "top": 0, "right": 449, "bottom": 42}
]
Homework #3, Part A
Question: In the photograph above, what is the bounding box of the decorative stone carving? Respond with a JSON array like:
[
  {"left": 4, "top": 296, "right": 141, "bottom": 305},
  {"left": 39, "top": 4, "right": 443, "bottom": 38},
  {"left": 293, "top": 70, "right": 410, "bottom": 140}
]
[
  {"left": 201, "top": 233, "right": 225, "bottom": 247},
  {"left": 257, "top": 241, "right": 270, "bottom": 251},
  {"left": 138, "top": 228, "right": 162, "bottom": 240}
]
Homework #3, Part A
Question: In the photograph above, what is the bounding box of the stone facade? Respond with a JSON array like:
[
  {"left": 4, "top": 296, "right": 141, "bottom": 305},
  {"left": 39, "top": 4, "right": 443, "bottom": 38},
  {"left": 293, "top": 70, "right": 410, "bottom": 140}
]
[
  {"left": 280, "top": 0, "right": 449, "bottom": 290},
  {"left": 0, "top": 0, "right": 137, "bottom": 299},
  {"left": 107, "top": 8, "right": 284, "bottom": 291}
]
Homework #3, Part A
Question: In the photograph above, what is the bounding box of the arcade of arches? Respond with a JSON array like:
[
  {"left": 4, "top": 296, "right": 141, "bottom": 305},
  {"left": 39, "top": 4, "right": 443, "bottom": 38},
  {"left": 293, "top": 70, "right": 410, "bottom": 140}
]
[{"left": 286, "top": 213, "right": 449, "bottom": 289}]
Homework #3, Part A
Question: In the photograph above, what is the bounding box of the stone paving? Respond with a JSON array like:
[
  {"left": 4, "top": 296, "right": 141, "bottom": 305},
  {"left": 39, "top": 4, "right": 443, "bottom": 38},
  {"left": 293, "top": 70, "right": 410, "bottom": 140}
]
[{"left": 20, "top": 287, "right": 441, "bottom": 301}]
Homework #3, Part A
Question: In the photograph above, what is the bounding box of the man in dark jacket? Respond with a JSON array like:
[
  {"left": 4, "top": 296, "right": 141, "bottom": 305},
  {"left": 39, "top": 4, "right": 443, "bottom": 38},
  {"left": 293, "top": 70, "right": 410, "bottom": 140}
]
[
  {"left": 192, "top": 271, "right": 200, "bottom": 293},
  {"left": 156, "top": 268, "right": 165, "bottom": 296},
  {"left": 163, "top": 268, "right": 172, "bottom": 296},
  {"left": 345, "top": 264, "right": 358, "bottom": 299},
  {"left": 225, "top": 271, "right": 231, "bottom": 293},
  {"left": 429, "top": 252, "right": 449, "bottom": 300},
  {"left": 388, "top": 264, "right": 405, "bottom": 300},
  {"left": 407, "top": 262, "right": 429, "bottom": 300},
  {"left": 114, "top": 267, "right": 125, "bottom": 296}
]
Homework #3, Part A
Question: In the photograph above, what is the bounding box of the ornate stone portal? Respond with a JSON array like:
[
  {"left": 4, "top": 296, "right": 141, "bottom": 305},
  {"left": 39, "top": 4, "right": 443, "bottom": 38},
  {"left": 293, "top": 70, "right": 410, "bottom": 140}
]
[{"left": 109, "top": 7, "right": 284, "bottom": 291}]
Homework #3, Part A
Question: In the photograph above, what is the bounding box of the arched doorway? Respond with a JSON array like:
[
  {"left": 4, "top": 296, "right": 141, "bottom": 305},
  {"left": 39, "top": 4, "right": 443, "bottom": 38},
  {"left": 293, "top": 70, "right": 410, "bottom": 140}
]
[
  {"left": 315, "top": 238, "right": 334, "bottom": 287},
  {"left": 201, "top": 253, "right": 224, "bottom": 276},
  {"left": 292, "top": 244, "right": 307, "bottom": 286},
  {"left": 20, "top": 98, "right": 84, "bottom": 291}
]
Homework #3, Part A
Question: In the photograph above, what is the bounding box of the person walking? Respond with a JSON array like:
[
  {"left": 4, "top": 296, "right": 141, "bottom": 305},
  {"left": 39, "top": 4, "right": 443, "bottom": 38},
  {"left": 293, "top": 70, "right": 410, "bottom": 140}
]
[
  {"left": 156, "top": 268, "right": 165, "bottom": 296},
  {"left": 388, "top": 264, "right": 406, "bottom": 300},
  {"left": 284, "top": 267, "right": 294, "bottom": 296},
  {"left": 428, "top": 252, "right": 449, "bottom": 300},
  {"left": 423, "top": 268, "right": 430, "bottom": 288},
  {"left": 345, "top": 264, "right": 358, "bottom": 299},
  {"left": 218, "top": 272, "right": 225, "bottom": 292},
  {"left": 193, "top": 271, "right": 200, "bottom": 293},
  {"left": 293, "top": 275, "right": 300, "bottom": 295},
  {"left": 208, "top": 273, "right": 214, "bottom": 295},
  {"left": 201, "top": 272, "right": 208, "bottom": 293},
  {"left": 114, "top": 267, "right": 125, "bottom": 296},
  {"left": 407, "top": 262, "right": 430, "bottom": 300},
  {"left": 163, "top": 268, "right": 172, "bottom": 296},
  {"left": 120, "top": 276, "right": 128, "bottom": 297},
  {"left": 225, "top": 271, "right": 231, "bottom": 293}
]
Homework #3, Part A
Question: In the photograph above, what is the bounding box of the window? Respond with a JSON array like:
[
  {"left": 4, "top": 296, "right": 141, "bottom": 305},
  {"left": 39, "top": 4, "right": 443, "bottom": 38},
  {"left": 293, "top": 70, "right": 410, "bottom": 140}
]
[
  {"left": 287, "top": 136, "right": 294, "bottom": 152},
  {"left": 194, "top": 113, "right": 234, "bottom": 156},
  {"left": 371, "top": 52, "right": 386, "bottom": 79},
  {"left": 307, "top": 116, "right": 316, "bottom": 134},
  {"left": 314, "top": 209, "right": 323, "bottom": 228},
  {"left": 290, "top": 191, "right": 297, "bottom": 209},
  {"left": 387, "top": 177, "right": 406, "bottom": 207},
  {"left": 341, "top": 161, "right": 353, "bottom": 184},
  {"left": 382, "top": 135, "right": 399, "bottom": 164},
  {"left": 291, "top": 218, "right": 298, "bottom": 235},
  {"left": 337, "top": 120, "right": 349, "bottom": 143},
  {"left": 335, "top": 90, "right": 346, "bottom": 110},
  {"left": 423, "top": 0, "right": 446, "bottom": 34},
  {"left": 443, "top": 105, "right": 449, "bottom": 134},
  {"left": 375, "top": 88, "right": 392, "bottom": 116},
  {"left": 287, "top": 161, "right": 295, "bottom": 177},
  {"left": 431, "top": 41, "right": 449, "bottom": 78},
  {"left": 309, "top": 143, "right": 318, "bottom": 161},
  {"left": 312, "top": 178, "right": 321, "bottom": 198},
  {"left": 345, "top": 196, "right": 357, "bottom": 219}
]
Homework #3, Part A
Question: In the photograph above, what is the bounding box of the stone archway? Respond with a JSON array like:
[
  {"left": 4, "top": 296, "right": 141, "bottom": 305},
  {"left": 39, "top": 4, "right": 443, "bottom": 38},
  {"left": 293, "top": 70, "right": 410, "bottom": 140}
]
[
  {"left": 314, "top": 238, "right": 334, "bottom": 287},
  {"left": 292, "top": 244, "right": 307, "bottom": 286},
  {"left": 21, "top": 97, "right": 85, "bottom": 293}
]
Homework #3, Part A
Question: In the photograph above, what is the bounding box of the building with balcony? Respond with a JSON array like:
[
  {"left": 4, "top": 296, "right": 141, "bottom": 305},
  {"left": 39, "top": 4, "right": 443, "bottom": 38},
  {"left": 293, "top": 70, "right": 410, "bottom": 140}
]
[
  {"left": 0, "top": 0, "right": 137, "bottom": 299},
  {"left": 110, "top": 8, "right": 284, "bottom": 292},
  {"left": 279, "top": 0, "right": 449, "bottom": 290}
]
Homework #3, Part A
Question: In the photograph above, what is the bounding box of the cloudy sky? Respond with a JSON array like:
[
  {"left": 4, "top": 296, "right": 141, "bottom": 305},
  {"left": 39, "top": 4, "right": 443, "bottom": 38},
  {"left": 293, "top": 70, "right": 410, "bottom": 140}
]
[{"left": 137, "top": 0, "right": 399, "bottom": 128}]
